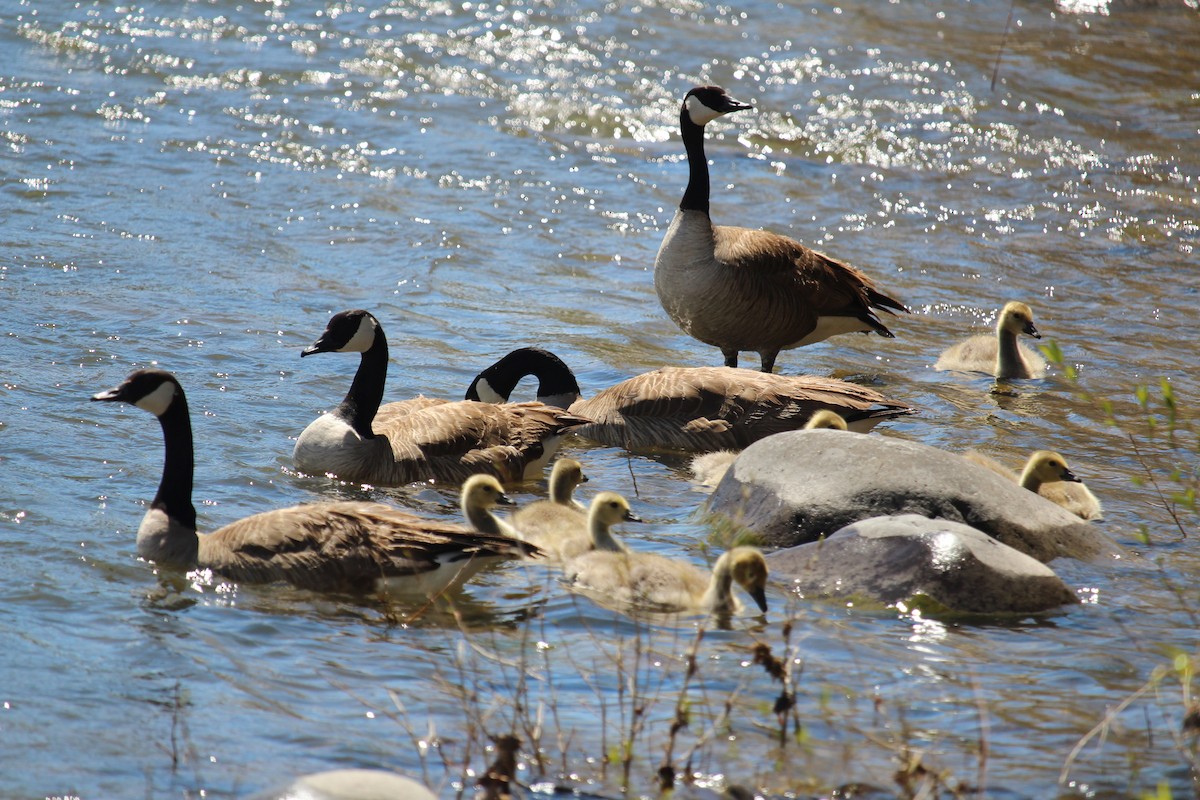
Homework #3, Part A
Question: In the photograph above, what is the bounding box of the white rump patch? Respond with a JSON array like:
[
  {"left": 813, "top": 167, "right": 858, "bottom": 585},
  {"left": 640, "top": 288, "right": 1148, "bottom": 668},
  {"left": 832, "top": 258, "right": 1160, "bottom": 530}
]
[
  {"left": 342, "top": 315, "right": 378, "bottom": 353},
  {"left": 685, "top": 94, "right": 724, "bottom": 126},
  {"left": 134, "top": 381, "right": 178, "bottom": 417},
  {"left": 790, "top": 315, "right": 874, "bottom": 347}
]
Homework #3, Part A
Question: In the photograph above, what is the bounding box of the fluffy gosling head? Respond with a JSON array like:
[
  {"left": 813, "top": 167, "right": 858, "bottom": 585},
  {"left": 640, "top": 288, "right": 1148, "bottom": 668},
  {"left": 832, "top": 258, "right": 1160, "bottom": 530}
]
[
  {"left": 589, "top": 492, "right": 641, "bottom": 526},
  {"left": 586, "top": 491, "right": 640, "bottom": 553},
  {"left": 804, "top": 409, "right": 849, "bottom": 431},
  {"left": 999, "top": 301, "right": 1040, "bottom": 339},
  {"left": 724, "top": 547, "right": 769, "bottom": 613},
  {"left": 549, "top": 457, "right": 588, "bottom": 503},
  {"left": 461, "top": 474, "right": 515, "bottom": 513},
  {"left": 1023, "top": 451, "right": 1081, "bottom": 487}
]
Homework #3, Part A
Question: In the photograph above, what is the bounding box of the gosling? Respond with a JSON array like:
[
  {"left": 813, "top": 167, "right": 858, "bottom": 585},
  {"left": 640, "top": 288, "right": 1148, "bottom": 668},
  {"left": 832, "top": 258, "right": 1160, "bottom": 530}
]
[
  {"left": 564, "top": 545, "right": 769, "bottom": 617},
  {"left": 934, "top": 301, "right": 1047, "bottom": 379},
  {"left": 964, "top": 449, "right": 1103, "bottom": 520},
  {"left": 513, "top": 489, "right": 637, "bottom": 563}
]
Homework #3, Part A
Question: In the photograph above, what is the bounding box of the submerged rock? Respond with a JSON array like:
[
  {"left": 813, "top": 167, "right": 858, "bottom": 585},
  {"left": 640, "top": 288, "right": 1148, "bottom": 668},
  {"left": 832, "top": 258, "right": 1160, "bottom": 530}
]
[
  {"left": 705, "top": 430, "right": 1120, "bottom": 563},
  {"left": 767, "top": 514, "right": 1079, "bottom": 614}
]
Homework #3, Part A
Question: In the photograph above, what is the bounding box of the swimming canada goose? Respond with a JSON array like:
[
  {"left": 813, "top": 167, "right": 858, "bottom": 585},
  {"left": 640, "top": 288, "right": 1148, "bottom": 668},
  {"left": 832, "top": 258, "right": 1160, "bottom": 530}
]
[
  {"left": 511, "top": 488, "right": 637, "bottom": 563},
  {"left": 465, "top": 347, "right": 914, "bottom": 452},
  {"left": 564, "top": 545, "right": 769, "bottom": 617},
  {"left": 653, "top": 85, "right": 907, "bottom": 373},
  {"left": 934, "top": 301, "right": 1047, "bottom": 379},
  {"left": 293, "top": 310, "right": 590, "bottom": 486},
  {"left": 92, "top": 369, "right": 538, "bottom": 596},
  {"left": 964, "top": 449, "right": 1103, "bottom": 520},
  {"left": 689, "top": 408, "right": 849, "bottom": 489}
]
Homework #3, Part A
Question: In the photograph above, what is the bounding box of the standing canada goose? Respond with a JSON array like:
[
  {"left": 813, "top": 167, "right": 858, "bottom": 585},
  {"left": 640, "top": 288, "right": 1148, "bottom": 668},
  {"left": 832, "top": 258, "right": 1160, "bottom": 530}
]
[
  {"left": 92, "top": 369, "right": 538, "bottom": 596},
  {"left": 563, "top": 545, "right": 769, "bottom": 617},
  {"left": 293, "top": 310, "right": 590, "bottom": 486},
  {"left": 689, "top": 408, "right": 850, "bottom": 489},
  {"left": 964, "top": 449, "right": 1103, "bottom": 520},
  {"left": 653, "top": 85, "right": 906, "bottom": 373},
  {"left": 465, "top": 347, "right": 914, "bottom": 452},
  {"left": 934, "top": 301, "right": 1047, "bottom": 379},
  {"left": 511, "top": 488, "right": 637, "bottom": 563}
]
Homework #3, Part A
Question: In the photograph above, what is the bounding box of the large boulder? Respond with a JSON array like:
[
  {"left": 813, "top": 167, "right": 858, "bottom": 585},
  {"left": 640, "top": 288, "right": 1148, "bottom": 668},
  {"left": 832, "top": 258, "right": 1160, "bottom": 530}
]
[
  {"left": 248, "top": 769, "right": 437, "bottom": 800},
  {"left": 766, "top": 514, "right": 1079, "bottom": 614},
  {"left": 705, "top": 430, "right": 1121, "bottom": 562}
]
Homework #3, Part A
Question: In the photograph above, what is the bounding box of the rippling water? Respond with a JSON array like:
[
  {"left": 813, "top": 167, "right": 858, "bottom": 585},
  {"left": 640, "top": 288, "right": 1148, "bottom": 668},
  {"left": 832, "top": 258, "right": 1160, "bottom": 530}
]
[{"left": 3, "top": 0, "right": 1200, "bottom": 797}]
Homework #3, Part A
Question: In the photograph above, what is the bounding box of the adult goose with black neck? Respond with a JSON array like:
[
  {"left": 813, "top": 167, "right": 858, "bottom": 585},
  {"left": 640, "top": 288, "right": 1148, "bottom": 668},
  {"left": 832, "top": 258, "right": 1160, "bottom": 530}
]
[
  {"left": 293, "top": 310, "right": 589, "bottom": 487},
  {"left": 92, "top": 369, "right": 538, "bottom": 595},
  {"left": 654, "top": 85, "right": 907, "bottom": 373},
  {"left": 465, "top": 346, "right": 915, "bottom": 452}
]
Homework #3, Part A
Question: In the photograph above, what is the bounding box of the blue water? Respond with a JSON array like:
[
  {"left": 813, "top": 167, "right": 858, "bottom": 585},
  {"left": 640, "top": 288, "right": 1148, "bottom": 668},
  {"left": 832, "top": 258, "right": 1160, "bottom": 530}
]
[{"left": 3, "top": 0, "right": 1200, "bottom": 797}]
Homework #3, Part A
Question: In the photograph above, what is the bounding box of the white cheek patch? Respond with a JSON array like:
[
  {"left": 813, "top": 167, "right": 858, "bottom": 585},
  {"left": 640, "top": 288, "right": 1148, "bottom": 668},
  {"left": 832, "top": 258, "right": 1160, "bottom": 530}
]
[
  {"left": 134, "top": 381, "right": 177, "bottom": 417},
  {"left": 686, "top": 95, "right": 722, "bottom": 126},
  {"left": 342, "top": 315, "right": 378, "bottom": 352},
  {"left": 472, "top": 378, "right": 506, "bottom": 404}
]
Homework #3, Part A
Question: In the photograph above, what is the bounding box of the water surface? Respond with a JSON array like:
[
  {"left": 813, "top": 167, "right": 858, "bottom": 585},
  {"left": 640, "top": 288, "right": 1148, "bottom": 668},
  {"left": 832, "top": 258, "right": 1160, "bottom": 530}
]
[{"left": 3, "top": 0, "right": 1199, "bottom": 797}]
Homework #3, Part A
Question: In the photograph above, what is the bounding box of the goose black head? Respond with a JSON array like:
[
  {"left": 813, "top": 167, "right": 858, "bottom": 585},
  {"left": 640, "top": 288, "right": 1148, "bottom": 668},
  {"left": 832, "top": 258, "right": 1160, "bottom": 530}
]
[
  {"left": 91, "top": 369, "right": 183, "bottom": 417},
  {"left": 465, "top": 347, "right": 582, "bottom": 408},
  {"left": 302, "top": 309, "right": 381, "bottom": 357},
  {"left": 682, "top": 85, "right": 753, "bottom": 127}
]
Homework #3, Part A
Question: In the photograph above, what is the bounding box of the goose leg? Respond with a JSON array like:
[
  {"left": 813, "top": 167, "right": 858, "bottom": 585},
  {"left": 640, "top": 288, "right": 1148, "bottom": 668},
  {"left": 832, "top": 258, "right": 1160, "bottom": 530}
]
[{"left": 759, "top": 350, "right": 778, "bottom": 374}]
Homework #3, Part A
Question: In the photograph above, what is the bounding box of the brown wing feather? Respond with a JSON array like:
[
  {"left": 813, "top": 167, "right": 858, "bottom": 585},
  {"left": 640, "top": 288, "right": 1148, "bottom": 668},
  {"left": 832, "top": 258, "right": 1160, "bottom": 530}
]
[
  {"left": 714, "top": 225, "right": 905, "bottom": 330},
  {"left": 201, "top": 502, "right": 535, "bottom": 593},
  {"left": 572, "top": 367, "right": 912, "bottom": 451},
  {"left": 373, "top": 395, "right": 450, "bottom": 428},
  {"left": 373, "top": 400, "right": 589, "bottom": 483}
]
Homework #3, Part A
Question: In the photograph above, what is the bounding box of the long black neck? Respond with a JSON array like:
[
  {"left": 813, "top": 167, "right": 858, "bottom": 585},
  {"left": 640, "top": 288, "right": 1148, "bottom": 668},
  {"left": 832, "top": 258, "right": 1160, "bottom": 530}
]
[
  {"left": 679, "top": 108, "right": 711, "bottom": 215},
  {"left": 336, "top": 331, "right": 388, "bottom": 438},
  {"left": 154, "top": 393, "right": 197, "bottom": 530},
  {"left": 467, "top": 348, "right": 581, "bottom": 405}
]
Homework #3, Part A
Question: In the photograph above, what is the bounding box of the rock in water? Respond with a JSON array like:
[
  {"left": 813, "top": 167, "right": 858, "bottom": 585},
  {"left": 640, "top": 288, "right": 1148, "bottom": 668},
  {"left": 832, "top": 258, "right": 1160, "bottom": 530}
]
[
  {"left": 705, "top": 429, "right": 1121, "bottom": 563},
  {"left": 766, "top": 514, "right": 1079, "bottom": 614},
  {"left": 247, "top": 769, "right": 437, "bottom": 800}
]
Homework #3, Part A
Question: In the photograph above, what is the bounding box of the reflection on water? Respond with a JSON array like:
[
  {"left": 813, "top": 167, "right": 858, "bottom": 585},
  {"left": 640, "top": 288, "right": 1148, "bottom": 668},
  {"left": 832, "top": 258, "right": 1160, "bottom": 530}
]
[{"left": 3, "top": 0, "right": 1200, "bottom": 796}]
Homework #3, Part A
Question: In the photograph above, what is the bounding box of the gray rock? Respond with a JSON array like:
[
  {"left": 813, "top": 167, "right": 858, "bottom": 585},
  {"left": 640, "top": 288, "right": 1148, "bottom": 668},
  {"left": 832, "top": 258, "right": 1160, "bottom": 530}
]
[
  {"left": 705, "top": 430, "right": 1121, "bottom": 562},
  {"left": 766, "top": 514, "right": 1079, "bottom": 614},
  {"left": 248, "top": 769, "right": 437, "bottom": 800}
]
